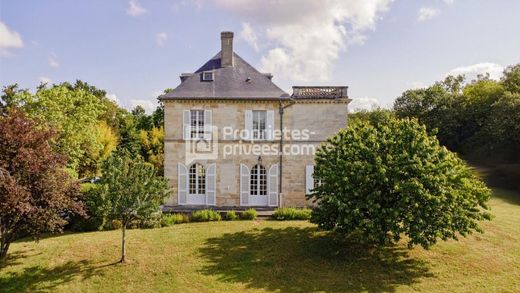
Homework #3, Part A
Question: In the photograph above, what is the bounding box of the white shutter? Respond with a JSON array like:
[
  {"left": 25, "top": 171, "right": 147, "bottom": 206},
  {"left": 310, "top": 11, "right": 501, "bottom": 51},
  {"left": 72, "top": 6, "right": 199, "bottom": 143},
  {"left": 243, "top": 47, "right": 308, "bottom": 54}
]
[
  {"left": 178, "top": 163, "right": 188, "bottom": 205},
  {"left": 206, "top": 163, "right": 216, "bottom": 205},
  {"left": 268, "top": 164, "right": 279, "bottom": 207},
  {"left": 244, "top": 110, "right": 253, "bottom": 140},
  {"left": 240, "top": 164, "right": 250, "bottom": 206},
  {"left": 203, "top": 110, "right": 212, "bottom": 141},
  {"left": 305, "top": 165, "right": 314, "bottom": 195},
  {"left": 183, "top": 110, "right": 191, "bottom": 140},
  {"left": 266, "top": 110, "right": 274, "bottom": 140}
]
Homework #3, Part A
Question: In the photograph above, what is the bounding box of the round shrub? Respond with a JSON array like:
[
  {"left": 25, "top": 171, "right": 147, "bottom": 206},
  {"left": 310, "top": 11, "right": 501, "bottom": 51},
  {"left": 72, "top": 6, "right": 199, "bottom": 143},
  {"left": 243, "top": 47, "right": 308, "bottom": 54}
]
[
  {"left": 241, "top": 208, "right": 257, "bottom": 220},
  {"left": 225, "top": 211, "right": 239, "bottom": 221},
  {"left": 191, "top": 209, "right": 221, "bottom": 222},
  {"left": 310, "top": 113, "right": 492, "bottom": 249},
  {"left": 272, "top": 208, "right": 312, "bottom": 220}
]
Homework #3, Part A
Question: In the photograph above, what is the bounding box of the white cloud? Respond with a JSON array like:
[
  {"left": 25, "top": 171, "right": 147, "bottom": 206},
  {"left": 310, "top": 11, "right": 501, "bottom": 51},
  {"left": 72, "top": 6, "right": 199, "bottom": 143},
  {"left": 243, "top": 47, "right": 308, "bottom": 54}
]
[
  {"left": 349, "top": 97, "right": 381, "bottom": 112},
  {"left": 446, "top": 62, "right": 504, "bottom": 81},
  {"left": 443, "top": 0, "right": 455, "bottom": 5},
  {"left": 214, "top": 0, "right": 393, "bottom": 83},
  {"left": 156, "top": 32, "right": 168, "bottom": 46},
  {"left": 418, "top": 7, "right": 439, "bottom": 21},
  {"left": 39, "top": 76, "right": 53, "bottom": 84},
  {"left": 127, "top": 0, "right": 148, "bottom": 16},
  {"left": 0, "top": 21, "right": 23, "bottom": 56},
  {"left": 106, "top": 93, "right": 120, "bottom": 105},
  {"left": 240, "top": 22, "right": 259, "bottom": 51},
  {"left": 49, "top": 53, "right": 60, "bottom": 68},
  {"left": 130, "top": 99, "right": 155, "bottom": 114}
]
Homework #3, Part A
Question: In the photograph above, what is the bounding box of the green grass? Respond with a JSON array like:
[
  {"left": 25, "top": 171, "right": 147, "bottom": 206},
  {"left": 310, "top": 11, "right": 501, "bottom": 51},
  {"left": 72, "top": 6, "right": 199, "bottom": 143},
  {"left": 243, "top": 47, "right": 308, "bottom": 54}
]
[{"left": 1, "top": 188, "right": 519, "bottom": 292}]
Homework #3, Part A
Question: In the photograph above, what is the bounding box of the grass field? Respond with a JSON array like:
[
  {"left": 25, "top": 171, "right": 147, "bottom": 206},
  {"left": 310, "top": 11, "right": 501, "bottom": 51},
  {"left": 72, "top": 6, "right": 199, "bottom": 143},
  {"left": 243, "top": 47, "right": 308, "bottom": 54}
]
[{"left": 1, "top": 188, "right": 519, "bottom": 292}]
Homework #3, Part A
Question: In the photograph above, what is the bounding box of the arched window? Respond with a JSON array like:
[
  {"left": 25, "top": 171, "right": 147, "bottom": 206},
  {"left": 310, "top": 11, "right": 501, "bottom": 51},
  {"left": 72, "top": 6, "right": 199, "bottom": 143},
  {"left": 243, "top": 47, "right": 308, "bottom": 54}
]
[
  {"left": 189, "top": 163, "right": 205, "bottom": 195},
  {"left": 250, "top": 164, "right": 267, "bottom": 196}
]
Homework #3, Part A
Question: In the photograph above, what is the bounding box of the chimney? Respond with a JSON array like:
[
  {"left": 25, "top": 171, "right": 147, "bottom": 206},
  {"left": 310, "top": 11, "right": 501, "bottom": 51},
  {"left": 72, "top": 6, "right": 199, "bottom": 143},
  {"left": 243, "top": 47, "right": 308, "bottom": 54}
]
[{"left": 220, "top": 31, "right": 234, "bottom": 67}]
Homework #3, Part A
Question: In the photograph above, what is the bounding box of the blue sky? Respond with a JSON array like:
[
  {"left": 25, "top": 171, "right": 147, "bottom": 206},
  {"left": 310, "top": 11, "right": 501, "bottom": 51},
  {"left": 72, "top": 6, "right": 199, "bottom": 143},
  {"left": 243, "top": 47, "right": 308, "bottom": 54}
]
[{"left": 1, "top": 0, "right": 519, "bottom": 112}]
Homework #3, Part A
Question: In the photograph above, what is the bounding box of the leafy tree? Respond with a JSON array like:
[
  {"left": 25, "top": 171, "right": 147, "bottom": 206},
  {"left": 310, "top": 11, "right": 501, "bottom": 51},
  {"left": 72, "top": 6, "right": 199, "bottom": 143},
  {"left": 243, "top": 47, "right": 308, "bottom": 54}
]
[
  {"left": 309, "top": 112, "right": 491, "bottom": 249},
  {"left": 502, "top": 64, "right": 520, "bottom": 94},
  {"left": 96, "top": 152, "right": 169, "bottom": 263},
  {"left": 0, "top": 109, "right": 84, "bottom": 260},
  {"left": 139, "top": 126, "right": 164, "bottom": 174},
  {"left": 394, "top": 78, "right": 462, "bottom": 149},
  {"left": 79, "top": 122, "right": 119, "bottom": 177}
]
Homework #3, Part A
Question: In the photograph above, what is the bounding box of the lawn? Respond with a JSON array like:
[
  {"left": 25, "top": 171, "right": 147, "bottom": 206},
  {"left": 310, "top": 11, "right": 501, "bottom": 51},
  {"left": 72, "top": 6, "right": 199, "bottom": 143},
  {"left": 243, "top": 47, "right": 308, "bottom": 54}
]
[{"left": 1, "top": 188, "right": 519, "bottom": 293}]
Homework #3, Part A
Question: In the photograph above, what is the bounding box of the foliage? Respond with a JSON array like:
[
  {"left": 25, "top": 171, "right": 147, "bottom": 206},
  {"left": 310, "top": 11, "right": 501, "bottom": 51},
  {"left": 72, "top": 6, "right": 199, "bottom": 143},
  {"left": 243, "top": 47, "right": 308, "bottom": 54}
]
[
  {"left": 95, "top": 151, "right": 170, "bottom": 262},
  {"left": 224, "top": 211, "right": 239, "bottom": 221},
  {"left": 394, "top": 64, "right": 520, "bottom": 162},
  {"left": 139, "top": 126, "right": 164, "bottom": 174},
  {"left": 272, "top": 208, "right": 312, "bottom": 221},
  {"left": 0, "top": 109, "right": 84, "bottom": 260},
  {"left": 79, "top": 122, "right": 119, "bottom": 177},
  {"left": 241, "top": 208, "right": 257, "bottom": 220},
  {"left": 309, "top": 113, "right": 492, "bottom": 249},
  {"left": 162, "top": 213, "right": 189, "bottom": 226},
  {"left": 191, "top": 210, "right": 222, "bottom": 222}
]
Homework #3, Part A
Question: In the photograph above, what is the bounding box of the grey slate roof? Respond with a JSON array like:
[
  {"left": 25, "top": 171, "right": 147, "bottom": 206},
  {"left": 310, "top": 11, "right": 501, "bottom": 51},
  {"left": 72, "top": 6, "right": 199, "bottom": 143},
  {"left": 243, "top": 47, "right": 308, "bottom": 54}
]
[{"left": 159, "top": 52, "right": 288, "bottom": 100}]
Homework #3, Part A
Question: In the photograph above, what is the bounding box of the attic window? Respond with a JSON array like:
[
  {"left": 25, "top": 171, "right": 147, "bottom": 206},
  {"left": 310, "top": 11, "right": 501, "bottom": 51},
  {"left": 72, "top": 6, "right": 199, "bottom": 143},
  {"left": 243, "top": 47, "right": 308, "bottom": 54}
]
[{"left": 202, "top": 71, "right": 214, "bottom": 81}]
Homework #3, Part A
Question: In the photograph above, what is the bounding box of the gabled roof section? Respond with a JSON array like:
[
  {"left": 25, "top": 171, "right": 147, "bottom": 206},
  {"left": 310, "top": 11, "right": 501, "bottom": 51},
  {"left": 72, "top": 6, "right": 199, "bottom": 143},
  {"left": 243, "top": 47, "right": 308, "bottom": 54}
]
[{"left": 159, "top": 52, "right": 288, "bottom": 100}]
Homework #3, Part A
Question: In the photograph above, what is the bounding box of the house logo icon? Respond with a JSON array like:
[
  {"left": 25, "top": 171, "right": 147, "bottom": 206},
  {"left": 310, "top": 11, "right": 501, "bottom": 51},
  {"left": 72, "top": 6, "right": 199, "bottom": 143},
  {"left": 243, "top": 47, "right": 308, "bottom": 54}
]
[{"left": 185, "top": 126, "right": 218, "bottom": 165}]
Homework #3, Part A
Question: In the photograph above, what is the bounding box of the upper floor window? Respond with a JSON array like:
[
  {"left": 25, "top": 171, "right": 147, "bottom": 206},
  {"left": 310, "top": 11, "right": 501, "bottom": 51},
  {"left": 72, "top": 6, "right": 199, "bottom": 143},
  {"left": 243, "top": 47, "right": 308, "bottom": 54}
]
[
  {"left": 190, "top": 110, "right": 204, "bottom": 139},
  {"left": 250, "top": 164, "right": 267, "bottom": 196},
  {"left": 252, "top": 110, "right": 266, "bottom": 139},
  {"left": 189, "top": 163, "right": 206, "bottom": 195}
]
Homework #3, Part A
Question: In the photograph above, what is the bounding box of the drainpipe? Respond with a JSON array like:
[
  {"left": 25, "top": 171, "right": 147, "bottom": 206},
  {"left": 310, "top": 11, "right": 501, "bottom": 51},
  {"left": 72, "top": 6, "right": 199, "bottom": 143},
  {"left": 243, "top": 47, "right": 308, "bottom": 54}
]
[{"left": 278, "top": 94, "right": 295, "bottom": 208}]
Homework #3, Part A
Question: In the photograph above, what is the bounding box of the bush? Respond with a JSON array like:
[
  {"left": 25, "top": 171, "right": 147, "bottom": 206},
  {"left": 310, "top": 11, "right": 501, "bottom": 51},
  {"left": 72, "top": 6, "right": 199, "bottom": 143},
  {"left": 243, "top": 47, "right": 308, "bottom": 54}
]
[
  {"left": 272, "top": 208, "right": 312, "bottom": 220},
  {"left": 241, "top": 208, "right": 257, "bottom": 220},
  {"left": 162, "top": 213, "right": 189, "bottom": 226},
  {"left": 310, "top": 114, "right": 492, "bottom": 249},
  {"left": 139, "top": 212, "right": 163, "bottom": 229},
  {"left": 224, "top": 211, "right": 239, "bottom": 221},
  {"left": 191, "top": 209, "right": 221, "bottom": 222},
  {"left": 110, "top": 219, "right": 122, "bottom": 230}
]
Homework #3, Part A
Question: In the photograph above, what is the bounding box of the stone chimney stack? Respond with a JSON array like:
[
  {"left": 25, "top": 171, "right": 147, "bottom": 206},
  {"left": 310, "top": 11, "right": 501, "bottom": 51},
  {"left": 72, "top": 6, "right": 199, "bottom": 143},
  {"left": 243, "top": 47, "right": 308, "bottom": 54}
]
[{"left": 220, "top": 31, "right": 234, "bottom": 67}]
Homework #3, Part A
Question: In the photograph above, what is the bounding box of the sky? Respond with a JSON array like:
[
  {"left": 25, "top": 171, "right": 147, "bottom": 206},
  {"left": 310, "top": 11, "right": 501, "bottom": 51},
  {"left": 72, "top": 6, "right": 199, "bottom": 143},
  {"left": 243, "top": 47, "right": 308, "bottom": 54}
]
[{"left": 1, "top": 0, "right": 519, "bottom": 113}]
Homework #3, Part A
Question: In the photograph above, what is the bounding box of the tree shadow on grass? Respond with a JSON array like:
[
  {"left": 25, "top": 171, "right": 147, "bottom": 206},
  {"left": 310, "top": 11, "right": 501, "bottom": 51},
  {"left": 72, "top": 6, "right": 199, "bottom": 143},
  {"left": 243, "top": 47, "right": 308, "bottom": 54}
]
[
  {"left": 199, "top": 227, "right": 433, "bottom": 293},
  {"left": 0, "top": 258, "right": 115, "bottom": 292}
]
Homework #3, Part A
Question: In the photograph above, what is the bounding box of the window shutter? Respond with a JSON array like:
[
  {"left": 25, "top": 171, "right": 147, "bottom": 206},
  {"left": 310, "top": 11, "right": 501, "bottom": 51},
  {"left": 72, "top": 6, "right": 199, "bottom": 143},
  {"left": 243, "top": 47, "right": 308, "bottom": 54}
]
[
  {"left": 206, "top": 163, "right": 216, "bottom": 205},
  {"left": 266, "top": 110, "right": 275, "bottom": 140},
  {"left": 178, "top": 163, "right": 188, "bottom": 205},
  {"left": 183, "top": 110, "right": 190, "bottom": 140},
  {"left": 305, "top": 165, "right": 314, "bottom": 195},
  {"left": 203, "top": 110, "right": 212, "bottom": 141},
  {"left": 244, "top": 110, "right": 253, "bottom": 140},
  {"left": 268, "top": 164, "right": 279, "bottom": 207},
  {"left": 240, "top": 164, "right": 250, "bottom": 206}
]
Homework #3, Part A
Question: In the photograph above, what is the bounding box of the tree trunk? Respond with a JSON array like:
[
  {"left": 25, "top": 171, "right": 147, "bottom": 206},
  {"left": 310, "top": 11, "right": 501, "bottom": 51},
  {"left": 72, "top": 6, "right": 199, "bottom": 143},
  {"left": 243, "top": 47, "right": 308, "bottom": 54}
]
[
  {"left": 0, "top": 240, "right": 9, "bottom": 261},
  {"left": 120, "top": 224, "right": 126, "bottom": 263}
]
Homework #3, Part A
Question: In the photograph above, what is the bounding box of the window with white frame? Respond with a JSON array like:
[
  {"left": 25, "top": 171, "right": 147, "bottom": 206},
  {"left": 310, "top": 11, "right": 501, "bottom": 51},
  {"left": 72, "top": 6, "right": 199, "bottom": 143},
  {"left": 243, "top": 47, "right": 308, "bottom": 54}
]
[
  {"left": 189, "top": 163, "right": 206, "bottom": 195},
  {"left": 252, "top": 110, "right": 266, "bottom": 139},
  {"left": 250, "top": 164, "right": 267, "bottom": 196},
  {"left": 190, "top": 110, "right": 204, "bottom": 139}
]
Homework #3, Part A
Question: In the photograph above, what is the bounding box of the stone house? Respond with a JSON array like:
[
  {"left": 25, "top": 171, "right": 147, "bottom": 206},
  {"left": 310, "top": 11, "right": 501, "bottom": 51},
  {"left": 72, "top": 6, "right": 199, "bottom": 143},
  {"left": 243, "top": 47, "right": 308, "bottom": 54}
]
[{"left": 159, "top": 31, "right": 350, "bottom": 208}]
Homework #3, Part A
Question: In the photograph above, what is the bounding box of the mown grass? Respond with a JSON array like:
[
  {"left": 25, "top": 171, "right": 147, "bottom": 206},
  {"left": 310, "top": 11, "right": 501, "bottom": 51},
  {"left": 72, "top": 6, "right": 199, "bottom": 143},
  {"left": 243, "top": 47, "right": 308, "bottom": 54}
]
[{"left": 1, "top": 188, "right": 519, "bottom": 292}]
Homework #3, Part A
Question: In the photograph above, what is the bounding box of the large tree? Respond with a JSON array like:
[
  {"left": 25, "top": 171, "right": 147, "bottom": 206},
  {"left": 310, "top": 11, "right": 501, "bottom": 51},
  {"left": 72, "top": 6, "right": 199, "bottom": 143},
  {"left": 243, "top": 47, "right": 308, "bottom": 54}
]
[
  {"left": 0, "top": 109, "right": 84, "bottom": 260},
  {"left": 309, "top": 112, "right": 492, "bottom": 249},
  {"left": 95, "top": 152, "right": 169, "bottom": 263}
]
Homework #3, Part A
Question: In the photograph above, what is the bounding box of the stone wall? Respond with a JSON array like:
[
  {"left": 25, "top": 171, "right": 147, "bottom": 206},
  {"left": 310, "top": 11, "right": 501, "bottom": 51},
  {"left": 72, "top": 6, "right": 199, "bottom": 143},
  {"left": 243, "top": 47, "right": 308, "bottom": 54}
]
[{"left": 163, "top": 98, "right": 349, "bottom": 207}]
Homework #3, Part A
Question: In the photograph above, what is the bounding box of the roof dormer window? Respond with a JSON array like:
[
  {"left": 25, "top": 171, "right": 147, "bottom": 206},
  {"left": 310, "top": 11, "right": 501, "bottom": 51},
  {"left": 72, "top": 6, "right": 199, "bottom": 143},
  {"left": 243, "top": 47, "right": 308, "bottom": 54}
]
[{"left": 202, "top": 71, "right": 214, "bottom": 81}]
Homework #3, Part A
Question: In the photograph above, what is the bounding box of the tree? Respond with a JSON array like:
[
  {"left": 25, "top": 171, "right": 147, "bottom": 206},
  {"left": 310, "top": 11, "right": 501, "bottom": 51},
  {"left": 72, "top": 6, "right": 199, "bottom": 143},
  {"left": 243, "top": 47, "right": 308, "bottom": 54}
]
[
  {"left": 139, "top": 126, "right": 164, "bottom": 175},
  {"left": 309, "top": 112, "right": 491, "bottom": 249},
  {"left": 502, "top": 64, "right": 520, "bottom": 94},
  {"left": 96, "top": 152, "right": 169, "bottom": 263},
  {"left": 0, "top": 109, "right": 84, "bottom": 260}
]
